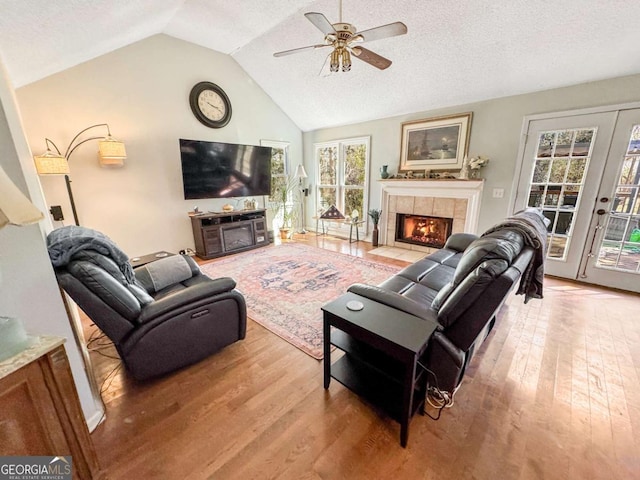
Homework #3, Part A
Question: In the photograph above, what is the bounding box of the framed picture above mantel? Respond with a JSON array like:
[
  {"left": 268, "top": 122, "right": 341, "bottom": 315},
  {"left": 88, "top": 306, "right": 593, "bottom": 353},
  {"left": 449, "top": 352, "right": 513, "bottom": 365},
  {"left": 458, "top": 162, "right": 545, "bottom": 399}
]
[{"left": 399, "top": 112, "right": 473, "bottom": 171}]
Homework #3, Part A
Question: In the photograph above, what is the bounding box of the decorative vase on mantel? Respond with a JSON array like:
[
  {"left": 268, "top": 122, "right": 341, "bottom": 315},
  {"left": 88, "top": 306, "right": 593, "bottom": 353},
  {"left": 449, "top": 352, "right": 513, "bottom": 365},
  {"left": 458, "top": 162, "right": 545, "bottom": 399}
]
[
  {"left": 380, "top": 165, "right": 389, "bottom": 179},
  {"left": 469, "top": 169, "right": 480, "bottom": 179},
  {"left": 459, "top": 156, "right": 470, "bottom": 180}
]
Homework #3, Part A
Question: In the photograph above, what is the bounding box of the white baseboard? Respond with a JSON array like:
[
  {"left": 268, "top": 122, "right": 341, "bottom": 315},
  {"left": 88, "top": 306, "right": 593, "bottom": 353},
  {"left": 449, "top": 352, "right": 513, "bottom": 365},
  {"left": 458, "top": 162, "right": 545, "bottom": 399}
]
[{"left": 86, "top": 407, "right": 106, "bottom": 432}]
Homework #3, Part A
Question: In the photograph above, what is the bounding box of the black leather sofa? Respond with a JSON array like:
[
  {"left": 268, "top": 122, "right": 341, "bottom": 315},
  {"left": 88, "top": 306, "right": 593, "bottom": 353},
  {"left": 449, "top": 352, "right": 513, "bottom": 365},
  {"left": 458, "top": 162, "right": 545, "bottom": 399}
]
[{"left": 348, "top": 209, "right": 547, "bottom": 396}]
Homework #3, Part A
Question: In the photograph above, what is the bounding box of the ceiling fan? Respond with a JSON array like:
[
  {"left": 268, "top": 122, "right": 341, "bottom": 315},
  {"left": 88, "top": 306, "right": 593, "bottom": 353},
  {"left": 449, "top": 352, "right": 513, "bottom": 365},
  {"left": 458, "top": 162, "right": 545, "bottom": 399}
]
[{"left": 273, "top": 0, "right": 407, "bottom": 72}]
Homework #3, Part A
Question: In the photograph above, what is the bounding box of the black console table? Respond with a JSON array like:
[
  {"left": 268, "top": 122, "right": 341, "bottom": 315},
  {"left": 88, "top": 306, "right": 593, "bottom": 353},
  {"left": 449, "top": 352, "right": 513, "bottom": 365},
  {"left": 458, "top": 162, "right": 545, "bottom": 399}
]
[
  {"left": 190, "top": 209, "right": 269, "bottom": 259},
  {"left": 322, "top": 292, "right": 438, "bottom": 447}
]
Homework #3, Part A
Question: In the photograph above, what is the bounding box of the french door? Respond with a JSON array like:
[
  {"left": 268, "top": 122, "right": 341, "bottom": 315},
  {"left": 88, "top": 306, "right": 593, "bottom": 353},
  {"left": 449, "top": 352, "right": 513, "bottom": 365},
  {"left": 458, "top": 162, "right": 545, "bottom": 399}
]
[{"left": 513, "top": 106, "right": 640, "bottom": 292}]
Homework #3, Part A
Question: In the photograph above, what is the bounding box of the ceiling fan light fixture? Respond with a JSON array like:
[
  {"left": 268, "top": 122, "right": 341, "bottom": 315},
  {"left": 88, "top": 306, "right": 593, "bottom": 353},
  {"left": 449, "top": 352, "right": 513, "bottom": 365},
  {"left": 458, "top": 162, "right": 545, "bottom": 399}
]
[
  {"left": 330, "top": 49, "right": 340, "bottom": 72},
  {"left": 341, "top": 49, "right": 351, "bottom": 72}
]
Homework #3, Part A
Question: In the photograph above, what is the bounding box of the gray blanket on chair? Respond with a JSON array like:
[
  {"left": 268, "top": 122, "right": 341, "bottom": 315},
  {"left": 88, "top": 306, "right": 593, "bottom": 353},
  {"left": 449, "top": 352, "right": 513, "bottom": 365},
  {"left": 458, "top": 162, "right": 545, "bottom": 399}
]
[
  {"left": 482, "top": 208, "right": 548, "bottom": 303},
  {"left": 47, "top": 225, "right": 136, "bottom": 284}
]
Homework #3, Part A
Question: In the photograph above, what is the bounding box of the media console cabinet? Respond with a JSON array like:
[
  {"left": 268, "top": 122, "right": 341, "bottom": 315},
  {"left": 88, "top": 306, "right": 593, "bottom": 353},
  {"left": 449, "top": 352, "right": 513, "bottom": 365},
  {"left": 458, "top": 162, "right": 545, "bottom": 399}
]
[{"left": 190, "top": 209, "right": 269, "bottom": 259}]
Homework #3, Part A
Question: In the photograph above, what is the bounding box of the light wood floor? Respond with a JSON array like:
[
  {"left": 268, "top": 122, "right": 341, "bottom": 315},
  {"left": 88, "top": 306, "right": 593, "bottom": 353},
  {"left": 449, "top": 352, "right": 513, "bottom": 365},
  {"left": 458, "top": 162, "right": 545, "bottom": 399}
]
[{"left": 85, "top": 234, "right": 640, "bottom": 479}]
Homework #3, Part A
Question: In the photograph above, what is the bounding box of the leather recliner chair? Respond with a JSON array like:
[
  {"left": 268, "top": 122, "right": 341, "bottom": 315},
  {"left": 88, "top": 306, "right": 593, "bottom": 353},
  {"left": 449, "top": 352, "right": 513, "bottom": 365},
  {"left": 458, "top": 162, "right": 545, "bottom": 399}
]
[{"left": 49, "top": 227, "right": 246, "bottom": 380}]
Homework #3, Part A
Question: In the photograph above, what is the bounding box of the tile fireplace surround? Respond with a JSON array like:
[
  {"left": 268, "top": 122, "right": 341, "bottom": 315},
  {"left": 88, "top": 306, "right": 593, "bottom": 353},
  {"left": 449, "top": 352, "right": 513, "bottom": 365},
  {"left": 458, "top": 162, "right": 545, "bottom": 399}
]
[{"left": 379, "top": 179, "right": 484, "bottom": 254}]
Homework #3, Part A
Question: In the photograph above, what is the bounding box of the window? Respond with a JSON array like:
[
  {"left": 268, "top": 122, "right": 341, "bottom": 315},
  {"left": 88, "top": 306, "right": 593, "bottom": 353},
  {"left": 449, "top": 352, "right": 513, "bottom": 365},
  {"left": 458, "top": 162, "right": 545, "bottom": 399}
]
[
  {"left": 526, "top": 128, "right": 595, "bottom": 260},
  {"left": 260, "top": 140, "right": 289, "bottom": 203},
  {"left": 314, "top": 136, "right": 370, "bottom": 226}
]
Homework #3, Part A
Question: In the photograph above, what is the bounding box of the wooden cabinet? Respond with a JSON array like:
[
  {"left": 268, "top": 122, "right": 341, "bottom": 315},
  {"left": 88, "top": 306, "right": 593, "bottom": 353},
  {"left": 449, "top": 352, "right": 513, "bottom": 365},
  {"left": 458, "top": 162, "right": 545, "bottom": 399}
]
[
  {"left": 190, "top": 209, "right": 269, "bottom": 259},
  {"left": 0, "top": 337, "right": 99, "bottom": 479}
]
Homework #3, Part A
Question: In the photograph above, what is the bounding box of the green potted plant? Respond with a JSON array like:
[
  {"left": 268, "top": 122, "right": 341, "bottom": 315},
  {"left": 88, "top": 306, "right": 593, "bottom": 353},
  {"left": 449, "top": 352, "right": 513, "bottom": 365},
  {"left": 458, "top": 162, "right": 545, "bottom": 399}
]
[
  {"left": 270, "top": 175, "right": 299, "bottom": 239},
  {"left": 368, "top": 208, "right": 382, "bottom": 247}
]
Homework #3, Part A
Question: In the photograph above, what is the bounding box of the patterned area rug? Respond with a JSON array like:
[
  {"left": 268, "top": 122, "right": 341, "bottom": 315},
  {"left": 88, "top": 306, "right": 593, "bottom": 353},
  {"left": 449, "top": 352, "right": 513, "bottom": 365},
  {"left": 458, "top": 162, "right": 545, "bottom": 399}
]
[{"left": 199, "top": 243, "right": 400, "bottom": 359}]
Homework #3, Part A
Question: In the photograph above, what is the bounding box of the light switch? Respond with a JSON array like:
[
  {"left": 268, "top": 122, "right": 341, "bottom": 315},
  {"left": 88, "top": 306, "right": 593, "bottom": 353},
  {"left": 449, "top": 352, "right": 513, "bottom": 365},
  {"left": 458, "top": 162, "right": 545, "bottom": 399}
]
[{"left": 492, "top": 188, "right": 504, "bottom": 199}]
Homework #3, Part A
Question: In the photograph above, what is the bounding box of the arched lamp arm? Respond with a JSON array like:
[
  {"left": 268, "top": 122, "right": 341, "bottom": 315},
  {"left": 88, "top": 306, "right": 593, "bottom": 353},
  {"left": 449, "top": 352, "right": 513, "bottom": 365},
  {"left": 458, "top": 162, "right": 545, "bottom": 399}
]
[
  {"left": 63, "top": 123, "right": 111, "bottom": 159},
  {"left": 65, "top": 136, "right": 106, "bottom": 161},
  {"left": 44, "top": 138, "right": 62, "bottom": 155}
]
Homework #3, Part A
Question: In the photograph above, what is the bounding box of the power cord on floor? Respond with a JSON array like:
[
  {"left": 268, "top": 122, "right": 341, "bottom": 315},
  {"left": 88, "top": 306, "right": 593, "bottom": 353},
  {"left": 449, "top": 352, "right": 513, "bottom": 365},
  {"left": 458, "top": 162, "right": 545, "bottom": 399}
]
[
  {"left": 85, "top": 324, "right": 124, "bottom": 403},
  {"left": 86, "top": 325, "right": 120, "bottom": 360},
  {"left": 417, "top": 361, "right": 456, "bottom": 421}
]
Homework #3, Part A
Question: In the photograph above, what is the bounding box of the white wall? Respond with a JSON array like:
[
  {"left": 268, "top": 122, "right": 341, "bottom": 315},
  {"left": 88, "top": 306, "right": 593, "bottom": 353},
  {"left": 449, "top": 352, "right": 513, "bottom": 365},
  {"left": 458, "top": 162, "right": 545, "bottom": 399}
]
[
  {"left": 17, "top": 34, "right": 303, "bottom": 256},
  {"left": 304, "top": 74, "right": 640, "bottom": 234},
  {"left": 0, "top": 58, "right": 102, "bottom": 426}
]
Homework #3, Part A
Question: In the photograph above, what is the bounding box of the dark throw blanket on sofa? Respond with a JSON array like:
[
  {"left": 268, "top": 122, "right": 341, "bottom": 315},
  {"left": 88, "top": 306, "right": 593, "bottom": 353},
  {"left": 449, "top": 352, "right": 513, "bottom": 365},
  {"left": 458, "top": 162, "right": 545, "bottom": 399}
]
[
  {"left": 482, "top": 208, "right": 548, "bottom": 303},
  {"left": 47, "top": 225, "right": 136, "bottom": 284}
]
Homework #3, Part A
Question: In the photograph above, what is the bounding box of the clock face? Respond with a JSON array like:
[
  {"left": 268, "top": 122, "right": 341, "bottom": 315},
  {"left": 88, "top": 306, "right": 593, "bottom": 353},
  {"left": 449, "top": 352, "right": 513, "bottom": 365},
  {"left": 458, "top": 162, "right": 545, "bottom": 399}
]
[
  {"left": 189, "top": 82, "right": 232, "bottom": 128},
  {"left": 198, "top": 90, "right": 226, "bottom": 121}
]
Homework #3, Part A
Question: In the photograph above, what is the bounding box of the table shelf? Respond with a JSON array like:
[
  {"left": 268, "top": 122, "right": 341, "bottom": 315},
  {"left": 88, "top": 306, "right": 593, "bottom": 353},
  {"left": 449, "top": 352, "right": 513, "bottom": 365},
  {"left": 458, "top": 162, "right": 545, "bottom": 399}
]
[{"left": 323, "top": 292, "right": 438, "bottom": 447}]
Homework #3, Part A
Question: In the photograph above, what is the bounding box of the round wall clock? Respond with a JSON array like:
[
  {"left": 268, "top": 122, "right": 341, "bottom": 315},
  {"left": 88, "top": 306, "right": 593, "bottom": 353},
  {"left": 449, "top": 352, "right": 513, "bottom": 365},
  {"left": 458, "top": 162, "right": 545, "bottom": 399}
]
[{"left": 189, "top": 81, "right": 232, "bottom": 128}]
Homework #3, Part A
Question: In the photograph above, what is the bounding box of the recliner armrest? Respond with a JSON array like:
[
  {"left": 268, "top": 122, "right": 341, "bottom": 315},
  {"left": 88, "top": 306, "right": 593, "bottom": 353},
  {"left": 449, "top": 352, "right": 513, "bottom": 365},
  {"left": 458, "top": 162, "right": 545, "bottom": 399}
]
[
  {"left": 347, "top": 283, "right": 439, "bottom": 325},
  {"left": 137, "top": 277, "right": 237, "bottom": 324}
]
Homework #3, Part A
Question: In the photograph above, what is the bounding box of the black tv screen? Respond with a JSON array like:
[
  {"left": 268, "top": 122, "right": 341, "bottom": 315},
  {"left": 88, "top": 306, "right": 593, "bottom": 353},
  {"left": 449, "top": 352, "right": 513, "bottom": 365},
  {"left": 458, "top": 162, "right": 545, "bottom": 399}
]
[{"left": 180, "top": 139, "right": 272, "bottom": 199}]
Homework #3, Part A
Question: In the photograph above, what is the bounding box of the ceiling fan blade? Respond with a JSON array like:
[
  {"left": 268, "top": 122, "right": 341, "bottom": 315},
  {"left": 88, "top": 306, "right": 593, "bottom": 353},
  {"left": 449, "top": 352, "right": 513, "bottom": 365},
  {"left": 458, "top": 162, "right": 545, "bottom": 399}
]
[
  {"left": 304, "top": 12, "right": 337, "bottom": 35},
  {"left": 358, "top": 22, "right": 407, "bottom": 43},
  {"left": 352, "top": 46, "right": 392, "bottom": 70},
  {"left": 274, "top": 44, "right": 329, "bottom": 57}
]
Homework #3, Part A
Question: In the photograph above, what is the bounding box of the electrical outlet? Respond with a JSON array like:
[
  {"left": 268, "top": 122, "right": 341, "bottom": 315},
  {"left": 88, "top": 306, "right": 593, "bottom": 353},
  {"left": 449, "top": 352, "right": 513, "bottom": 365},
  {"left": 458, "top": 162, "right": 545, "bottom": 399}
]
[
  {"left": 49, "top": 205, "right": 64, "bottom": 221},
  {"left": 492, "top": 188, "right": 504, "bottom": 199}
]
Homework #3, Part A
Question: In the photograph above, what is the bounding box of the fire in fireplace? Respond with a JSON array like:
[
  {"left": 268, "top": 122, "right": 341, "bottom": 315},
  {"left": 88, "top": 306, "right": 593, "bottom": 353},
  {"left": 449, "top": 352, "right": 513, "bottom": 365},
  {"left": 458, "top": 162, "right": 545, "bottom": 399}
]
[{"left": 395, "top": 214, "right": 453, "bottom": 249}]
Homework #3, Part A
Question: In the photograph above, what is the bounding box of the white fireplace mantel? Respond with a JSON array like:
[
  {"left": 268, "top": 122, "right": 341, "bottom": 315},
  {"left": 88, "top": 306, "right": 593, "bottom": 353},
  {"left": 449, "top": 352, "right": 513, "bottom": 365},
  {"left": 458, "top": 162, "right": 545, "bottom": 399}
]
[{"left": 379, "top": 179, "right": 484, "bottom": 247}]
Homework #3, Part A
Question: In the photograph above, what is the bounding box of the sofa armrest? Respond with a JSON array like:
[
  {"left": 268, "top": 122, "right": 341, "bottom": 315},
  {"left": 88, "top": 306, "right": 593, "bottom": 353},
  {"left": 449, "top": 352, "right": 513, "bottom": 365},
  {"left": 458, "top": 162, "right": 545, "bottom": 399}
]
[
  {"left": 137, "top": 277, "right": 237, "bottom": 324},
  {"left": 347, "top": 283, "right": 439, "bottom": 325},
  {"left": 443, "top": 233, "right": 478, "bottom": 252}
]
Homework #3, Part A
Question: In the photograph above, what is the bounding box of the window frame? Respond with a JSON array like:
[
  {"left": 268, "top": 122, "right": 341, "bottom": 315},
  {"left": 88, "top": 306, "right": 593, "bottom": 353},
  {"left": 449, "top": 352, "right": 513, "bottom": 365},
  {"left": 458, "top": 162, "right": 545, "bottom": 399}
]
[{"left": 314, "top": 136, "right": 371, "bottom": 235}]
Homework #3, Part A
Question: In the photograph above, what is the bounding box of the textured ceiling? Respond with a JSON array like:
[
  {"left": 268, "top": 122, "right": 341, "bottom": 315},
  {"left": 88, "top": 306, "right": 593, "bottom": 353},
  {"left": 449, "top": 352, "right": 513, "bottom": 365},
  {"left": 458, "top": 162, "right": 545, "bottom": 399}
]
[{"left": 1, "top": 0, "right": 640, "bottom": 131}]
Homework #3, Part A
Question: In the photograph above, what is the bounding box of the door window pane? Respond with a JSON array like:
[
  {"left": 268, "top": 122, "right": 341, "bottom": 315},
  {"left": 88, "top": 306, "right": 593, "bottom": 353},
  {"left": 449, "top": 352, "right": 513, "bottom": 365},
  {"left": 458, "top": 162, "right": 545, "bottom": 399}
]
[
  {"left": 544, "top": 185, "right": 562, "bottom": 207},
  {"left": 560, "top": 185, "right": 580, "bottom": 208},
  {"left": 555, "top": 131, "right": 573, "bottom": 157},
  {"left": 566, "top": 158, "right": 587, "bottom": 183},
  {"left": 532, "top": 159, "right": 551, "bottom": 183},
  {"left": 573, "top": 130, "right": 594, "bottom": 156},
  {"left": 528, "top": 185, "right": 545, "bottom": 207},
  {"left": 555, "top": 212, "right": 573, "bottom": 235},
  {"left": 548, "top": 236, "right": 568, "bottom": 258},
  {"left": 537, "top": 132, "right": 554, "bottom": 157},
  {"left": 549, "top": 158, "right": 568, "bottom": 183}
]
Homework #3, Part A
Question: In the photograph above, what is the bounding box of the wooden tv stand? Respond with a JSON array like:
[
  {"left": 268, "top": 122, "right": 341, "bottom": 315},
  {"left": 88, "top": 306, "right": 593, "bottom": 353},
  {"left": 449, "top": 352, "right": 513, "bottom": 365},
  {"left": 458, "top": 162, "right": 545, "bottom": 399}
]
[{"left": 190, "top": 209, "right": 269, "bottom": 259}]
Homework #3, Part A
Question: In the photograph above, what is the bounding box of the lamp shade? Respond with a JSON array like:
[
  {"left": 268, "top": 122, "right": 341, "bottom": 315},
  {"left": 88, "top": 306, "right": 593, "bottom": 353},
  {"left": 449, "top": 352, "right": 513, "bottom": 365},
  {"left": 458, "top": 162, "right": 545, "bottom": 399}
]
[
  {"left": 0, "top": 165, "right": 43, "bottom": 229},
  {"left": 294, "top": 164, "right": 308, "bottom": 179},
  {"left": 33, "top": 149, "right": 70, "bottom": 175},
  {"left": 98, "top": 136, "right": 127, "bottom": 167}
]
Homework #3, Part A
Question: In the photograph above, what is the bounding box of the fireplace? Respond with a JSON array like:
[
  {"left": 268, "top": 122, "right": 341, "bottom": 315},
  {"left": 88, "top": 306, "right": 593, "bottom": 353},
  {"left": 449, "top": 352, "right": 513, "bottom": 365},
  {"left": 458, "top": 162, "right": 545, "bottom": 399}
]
[
  {"left": 395, "top": 214, "right": 453, "bottom": 249},
  {"left": 378, "top": 179, "right": 484, "bottom": 252},
  {"left": 221, "top": 224, "right": 254, "bottom": 252}
]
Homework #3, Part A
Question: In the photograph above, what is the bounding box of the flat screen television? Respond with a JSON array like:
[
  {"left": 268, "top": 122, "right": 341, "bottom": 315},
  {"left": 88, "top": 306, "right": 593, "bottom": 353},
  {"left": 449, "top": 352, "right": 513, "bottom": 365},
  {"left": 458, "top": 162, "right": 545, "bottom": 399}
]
[{"left": 179, "top": 139, "right": 272, "bottom": 199}]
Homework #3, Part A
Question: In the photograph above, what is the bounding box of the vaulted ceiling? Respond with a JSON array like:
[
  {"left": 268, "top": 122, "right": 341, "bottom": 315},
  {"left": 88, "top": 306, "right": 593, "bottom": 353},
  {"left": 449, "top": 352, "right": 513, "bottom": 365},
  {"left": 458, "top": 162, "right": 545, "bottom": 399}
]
[{"left": 1, "top": 0, "right": 639, "bottom": 131}]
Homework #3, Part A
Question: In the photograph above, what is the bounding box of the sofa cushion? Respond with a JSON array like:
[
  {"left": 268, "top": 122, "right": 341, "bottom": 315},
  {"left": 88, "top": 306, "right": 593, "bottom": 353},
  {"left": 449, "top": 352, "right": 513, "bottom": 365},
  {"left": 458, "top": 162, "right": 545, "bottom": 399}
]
[
  {"left": 436, "top": 258, "right": 510, "bottom": 328},
  {"left": 73, "top": 250, "right": 153, "bottom": 305},
  {"left": 67, "top": 261, "right": 142, "bottom": 321},
  {"left": 432, "top": 230, "right": 524, "bottom": 312},
  {"left": 135, "top": 255, "right": 199, "bottom": 293}
]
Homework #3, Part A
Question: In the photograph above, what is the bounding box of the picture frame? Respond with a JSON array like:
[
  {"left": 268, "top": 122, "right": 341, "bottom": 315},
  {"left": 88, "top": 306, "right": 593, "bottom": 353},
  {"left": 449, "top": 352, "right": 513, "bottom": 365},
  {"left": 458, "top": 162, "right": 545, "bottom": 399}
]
[{"left": 399, "top": 112, "right": 472, "bottom": 171}]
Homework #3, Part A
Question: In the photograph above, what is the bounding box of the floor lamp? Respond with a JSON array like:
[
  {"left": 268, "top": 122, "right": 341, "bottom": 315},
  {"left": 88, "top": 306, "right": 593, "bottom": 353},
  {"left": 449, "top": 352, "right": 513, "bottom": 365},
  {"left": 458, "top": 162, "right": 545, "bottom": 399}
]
[
  {"left": 33, "top": 124, "right": 127, "bottom": 226},
  {"left": 294, "top": 164, "right": 308, "bottom": 233}
]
